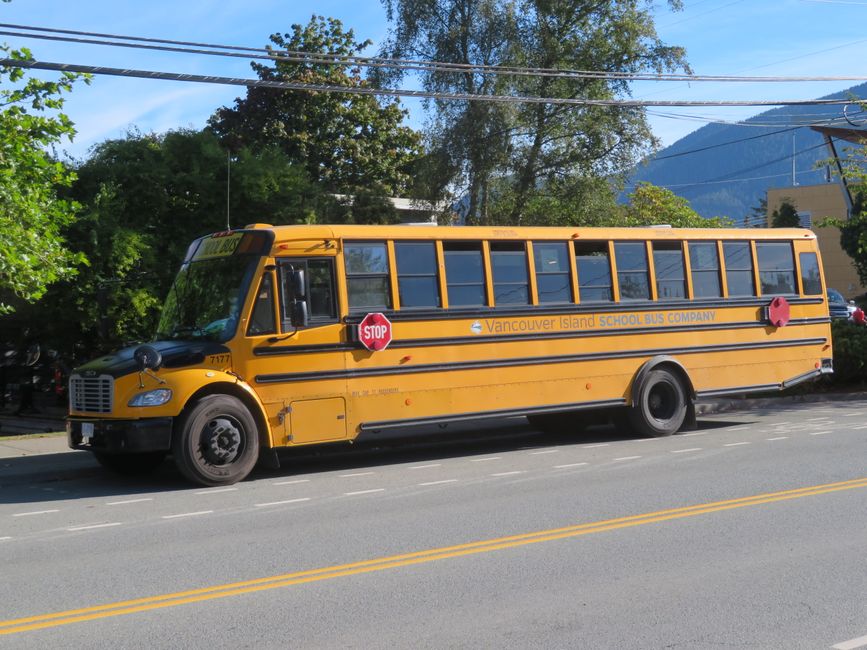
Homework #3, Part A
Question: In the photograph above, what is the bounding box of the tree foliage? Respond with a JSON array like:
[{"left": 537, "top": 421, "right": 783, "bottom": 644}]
[
  {"left": 771, "top": 198, "right": 800, "bottom": 228},
  {"left": 5, "top": 129, "right": 327, "bottom": 358},
  {"left": 209, "top": 15, "right": 423, "bottom": 200},
  {"left": 620, "top": 183, "right": 733, "bottom": 228},
  {"left": 745, "top": 196, "right": 768, "bottom": 228},
  {"left": 378, "top": 0, "right": 688, "bottom": 225},
  {"left": 0, "top": 46, "right": 88, "bottom": 314}
]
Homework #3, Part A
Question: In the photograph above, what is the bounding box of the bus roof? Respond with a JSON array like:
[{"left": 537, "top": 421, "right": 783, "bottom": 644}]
[{"left": 239, "top": 222, "right": 816, "bottom": 244}]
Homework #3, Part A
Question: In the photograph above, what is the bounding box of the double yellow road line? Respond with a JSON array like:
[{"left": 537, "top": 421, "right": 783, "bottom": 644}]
[{"left": 3, "top": 475, "right": 867, "bottom": 636}]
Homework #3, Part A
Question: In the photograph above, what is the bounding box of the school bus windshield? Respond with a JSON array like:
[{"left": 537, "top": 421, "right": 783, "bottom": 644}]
[{"left": 155, "top": 255, "right": 256, "bottom": 343}]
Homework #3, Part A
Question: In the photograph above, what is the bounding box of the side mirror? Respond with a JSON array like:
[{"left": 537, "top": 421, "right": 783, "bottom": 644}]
[
  {"left": 134, "top": 345, "right": 162, "bottom": 371},
  {"left": 291, "top": 269, "right": 306, "bottom": 299},
  {"left": 291, "top": 300, "right": 309, "bottom": 328}
]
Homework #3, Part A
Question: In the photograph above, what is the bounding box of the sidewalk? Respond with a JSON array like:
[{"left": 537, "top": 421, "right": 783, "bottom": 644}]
[{"left": 0, "top": 388, "right": 67, "bottom": 436}]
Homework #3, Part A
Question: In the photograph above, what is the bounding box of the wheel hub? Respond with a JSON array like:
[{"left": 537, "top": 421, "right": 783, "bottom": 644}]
[
  {"left": 648, "top": 384, "right": 675, "bottom": 421},
  {"left": 203, "top": 417, "right": 242, "bottom": 465}
]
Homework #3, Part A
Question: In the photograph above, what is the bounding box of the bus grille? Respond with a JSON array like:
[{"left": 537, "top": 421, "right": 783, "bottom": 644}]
[{"left": 69, "top": 374, "right": 114, "bottom": 413}]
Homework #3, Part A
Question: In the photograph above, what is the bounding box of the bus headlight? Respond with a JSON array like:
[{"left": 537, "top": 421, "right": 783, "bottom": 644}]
[{"left": 128, "top": 389, "right": 173, "bottom": 407}]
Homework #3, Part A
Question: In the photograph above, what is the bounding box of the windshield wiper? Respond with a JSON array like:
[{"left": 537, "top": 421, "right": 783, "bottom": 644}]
[{"left": 170, "top": 325, "right": 207, "bottom": 339}]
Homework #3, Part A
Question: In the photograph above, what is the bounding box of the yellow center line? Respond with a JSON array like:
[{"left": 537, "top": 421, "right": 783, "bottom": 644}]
[{"left": 3, "top": 475, "right": 866, "bottom": 636}]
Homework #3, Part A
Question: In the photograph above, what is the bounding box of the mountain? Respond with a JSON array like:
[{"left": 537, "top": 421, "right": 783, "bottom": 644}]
[{"left": 627, "top": 82, "right": 867, "bottom": 223}]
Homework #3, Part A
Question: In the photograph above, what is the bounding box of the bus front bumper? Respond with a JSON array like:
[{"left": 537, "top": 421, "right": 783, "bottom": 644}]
[{"left": 67, "top": 417, "right": 173, "bottom": 453}]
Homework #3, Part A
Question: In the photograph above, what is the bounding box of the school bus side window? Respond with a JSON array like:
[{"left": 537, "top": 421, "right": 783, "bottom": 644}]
[
  {"left": 723, "top": 241, "right": 755, "bottom": 296},
  {"left": 278, "top": 259, "right": 337, "bottom": 327},
  {"left": 395, "top": 242, "right": 440, "bottom": 308},
  {"left": 490, "top": 242, "right": 529, "bottom": 305},
  {"left": 247, "top": 272, "right": 276, "bottom": 336},
  {"left": 756, "top": 242, "right": 796, "bottom": 295},
  {"left": 533, "top": 242, "right": 572, "bottom": 303},
  {"left": 614, "top": 242, "right": 650, "bottom": 300},
  {"left": 574, "top": 241, "right": 612, "bottom": 302},
  {"left": 308, "top": 259, "right": 337, "bottom": 319},
  {"left": 688, "top": 242, "right": 722, "bottom": 298},
  {"left": 444, "top": 242, "right": 487, "bottom": 307},
  {"left": 346, "top": 242, "right": 391, "bottom": 310},
  {"left": 799, "top": 252, "right": 823, "bottom": 295},
  {"left": 653, "top": 242, "right": 686, "bottom": 299}
]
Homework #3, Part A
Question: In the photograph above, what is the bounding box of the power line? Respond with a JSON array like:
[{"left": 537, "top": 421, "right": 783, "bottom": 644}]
[
  {"left": 7, "top": 23, "right": 867, "bottom": 84},
  {"left": 650, "top": 126, "right": 799, "bottom": 161},
  {"left": 2, "top": 58, "right": 865, "bottom": 108},
  {"left": 645, "top": 169, "right": 822, "bottom": 190}
]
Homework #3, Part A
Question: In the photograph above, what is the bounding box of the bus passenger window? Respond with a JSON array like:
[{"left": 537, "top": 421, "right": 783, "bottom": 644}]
[
  {"left": 533, "top": 242, "right": 571, "bottom": 303},
  {"left": 614, "top": 242, "right": 650, "bottom": 300},
  {"left": 247, "top": 273, "right": 276, "bottom": 336},
  {"left": 574, "top": 241, "right": 612, "bottom": 302},
  {"left": 345, "top": 242, "right": 391, "bottom": 310},
  {"left": 799, "top": 252, "right": 823, "bottom": 295},
  {"left": 688, "top": 242, "right": 722, "bottom": 298},
  {"left": 723, "top": 242, "right": 755, "bottom": 296},
  {"left": 652, "top": 242, "right": 686, "bottom": 299},
  {"left": 444, "top": 243, "right": 487, "bottom": 307},
  {"left": 490, "top": 243, "right": 529, "bottom": 305},
  {"left": 395, "top": 242, "right": 440, "bottom": 308},
  {"left": 756, "top": 242, "right": 796, "bottom": 295},
  {"left": 308, "top": 259, "right": 337, "bottom": 319}
]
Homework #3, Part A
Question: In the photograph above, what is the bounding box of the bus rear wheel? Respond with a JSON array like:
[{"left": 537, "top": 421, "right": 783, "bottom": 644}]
[
  {"left": 629, "top": 368, "right": 687, "bottom": 437},
  {"left": 172, "top": 394, "right": 259, "bottom": 486}
]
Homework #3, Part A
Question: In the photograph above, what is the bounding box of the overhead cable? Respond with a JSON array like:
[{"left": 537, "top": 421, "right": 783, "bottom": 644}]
[
  {"left": 7, "top": 23, "right": 867, "bottom": 83},
  {"left": 2, "top": 58, "right": 864, "bottom": 109}
]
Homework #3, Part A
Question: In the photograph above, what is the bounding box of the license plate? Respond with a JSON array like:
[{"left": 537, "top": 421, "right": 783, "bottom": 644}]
[{"left": 81, "top": 422, "right": 94, "bottom": 441}]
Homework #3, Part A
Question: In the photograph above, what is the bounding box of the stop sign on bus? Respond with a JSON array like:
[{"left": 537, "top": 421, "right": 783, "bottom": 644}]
[{"left": 358, "top": 312, "right": 392, "bottom": 351}]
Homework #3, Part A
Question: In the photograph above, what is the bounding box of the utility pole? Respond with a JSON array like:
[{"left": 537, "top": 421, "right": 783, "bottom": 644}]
[{"left": 792, "top": 132, "right": 798, "bottom": 186}]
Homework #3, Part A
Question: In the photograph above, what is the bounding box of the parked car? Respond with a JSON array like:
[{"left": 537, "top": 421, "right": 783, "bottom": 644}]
[{"left": 828, "top": 288, "right": 852, "bottom": 320}]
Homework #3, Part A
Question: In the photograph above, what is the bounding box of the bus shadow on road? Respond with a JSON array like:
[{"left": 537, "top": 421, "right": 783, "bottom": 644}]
[
  {"left": 253, "top": 415, "right": 759, "bottom": 481},
  {"left": 0, "top": 417, "right": 757, "bottom": 504}
]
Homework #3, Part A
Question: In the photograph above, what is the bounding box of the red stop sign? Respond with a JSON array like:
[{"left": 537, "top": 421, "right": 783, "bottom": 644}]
[{"left": 358, "top": 312, "right": 392, "bottom": 351}]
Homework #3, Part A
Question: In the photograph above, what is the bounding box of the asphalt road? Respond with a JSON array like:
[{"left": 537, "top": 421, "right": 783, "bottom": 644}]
[{"left": 1, "top": 402, "right": 866, "bottom": 649}]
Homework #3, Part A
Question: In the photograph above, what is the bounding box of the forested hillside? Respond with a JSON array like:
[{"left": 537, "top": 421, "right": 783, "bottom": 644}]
[{"left": 628, "top": 83, "right": 867, "bottom": 223}]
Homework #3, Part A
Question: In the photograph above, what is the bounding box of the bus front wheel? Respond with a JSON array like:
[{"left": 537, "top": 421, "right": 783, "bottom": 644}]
[
  {"left": 172, "top": 394, "right": 259, "bottom": 486},
  {"left": 629, "top": 368, "right": 687, "bottom": 437}
]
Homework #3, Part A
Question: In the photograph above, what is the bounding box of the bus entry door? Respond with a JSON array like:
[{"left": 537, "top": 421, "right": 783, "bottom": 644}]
[{"left": 289, "top": 397, "right": 347, "bottom": 444}]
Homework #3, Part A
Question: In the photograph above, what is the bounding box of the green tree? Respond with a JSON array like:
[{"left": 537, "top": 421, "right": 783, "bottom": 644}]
[
  {"left": 771, "top": 198, "right": 800, "bottom": 228},
  {"left": 621, "top": 183, "right": 733, "bottom": 228},
  {"left": 10, "top": 129, "right": 324, "bottom": 358},
  {"left": 209, "top": 15, "right": 423, "bottom": 203},
  {"left": 378, "top": 0, "right": 689, "bottom": 225},
  {"left": 747, "top": 196, "right": 768, "bottom": 228},
  {"left": 0, "top": 46, "right": 88, "bottom": 314}
]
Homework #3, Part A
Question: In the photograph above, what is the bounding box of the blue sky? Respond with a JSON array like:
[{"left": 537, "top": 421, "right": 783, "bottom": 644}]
[{"left": 4, "top": 0, "right": 867, "bottom": 160}]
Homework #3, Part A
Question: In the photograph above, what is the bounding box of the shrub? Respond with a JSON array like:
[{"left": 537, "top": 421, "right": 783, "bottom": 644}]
[{"left": 829, "top": 319, "right": 867, "bottom": 385}]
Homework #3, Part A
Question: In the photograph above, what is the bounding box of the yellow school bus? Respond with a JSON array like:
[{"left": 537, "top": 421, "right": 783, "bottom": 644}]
[{"left": 67, "top": 224, "right": 833, "bottom": 486}]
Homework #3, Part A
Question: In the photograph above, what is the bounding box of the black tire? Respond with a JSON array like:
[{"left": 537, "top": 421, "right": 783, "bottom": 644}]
[
  {"left": 94, "top": 451, "right": 166, "bottom": 476},
  {"left": 628, "top": 368, "right": 687, "bottom": 437},
  {"left": 172, "top": 394, "right": 259, "bottom": 486}
]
